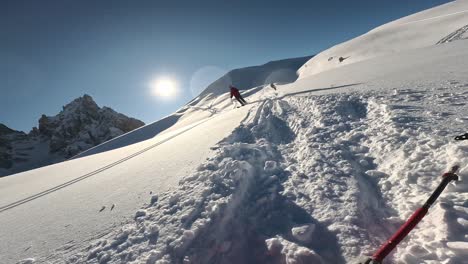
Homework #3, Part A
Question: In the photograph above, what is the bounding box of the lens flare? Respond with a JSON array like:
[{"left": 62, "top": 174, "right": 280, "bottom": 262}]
[{"left": 189, "top": 66, "right": 228, "bottom": 97}]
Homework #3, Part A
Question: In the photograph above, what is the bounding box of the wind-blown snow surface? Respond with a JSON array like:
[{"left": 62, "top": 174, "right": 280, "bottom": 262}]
[{"left": 2, "top": 3, "right": 468, "bottom": 263}]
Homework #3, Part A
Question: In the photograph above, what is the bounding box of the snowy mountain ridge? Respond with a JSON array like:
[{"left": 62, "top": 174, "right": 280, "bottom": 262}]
[
  {"left": 298, "top": 0, "right": 468, "bottom": 79},
  {"left": 197, "top": 56, "right": 312, "bottom": 98},
  {"left": 0, "top": 94, "right": 144, "bottom": 177}
]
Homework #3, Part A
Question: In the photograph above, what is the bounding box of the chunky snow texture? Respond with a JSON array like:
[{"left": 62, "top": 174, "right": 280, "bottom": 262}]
[
  {"left": 282, "top": 87, "right": 468, "bottom": 263},
  {"left": 69, "top": 100, "right": 332, "bottom": 264},
  {"left": 69, "top": 81, "right": 468, "bottom": 263}
]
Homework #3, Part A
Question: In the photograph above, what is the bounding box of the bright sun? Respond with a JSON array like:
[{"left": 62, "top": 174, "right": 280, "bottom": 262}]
[{"left": 150, "top": 77, "right": 179, "bottom": 99}]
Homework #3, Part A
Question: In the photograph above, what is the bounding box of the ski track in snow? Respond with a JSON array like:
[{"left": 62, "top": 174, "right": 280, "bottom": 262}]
[
  {"left": 53, "top": 79, "right": 468, "bottom": 264},
  {"left": 398, "top": 9, "right": 468, "bottom": 27},
  {"left": 437, "top": 24, "right": 468, "bottom": 44},
  {"left": 0, "top": 116, "right": 216, "bottom": 214}
]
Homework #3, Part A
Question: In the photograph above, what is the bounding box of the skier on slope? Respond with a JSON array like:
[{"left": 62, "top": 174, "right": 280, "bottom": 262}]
[
  {"left": 230, "top": 85, "right": 247, "bottom": 106},
  {"left": 270, "top": 83, "right": 277, "bottom": 90}
]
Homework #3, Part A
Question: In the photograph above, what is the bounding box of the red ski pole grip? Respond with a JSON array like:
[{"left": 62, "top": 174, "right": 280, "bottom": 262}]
[{"left": 372, "top": 207, "right": 428, "bottom": 261}]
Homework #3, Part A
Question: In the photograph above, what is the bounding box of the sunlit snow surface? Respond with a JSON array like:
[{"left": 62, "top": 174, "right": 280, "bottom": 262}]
[
  {"left": 298, "top": 0, "right": 468, "bottom": 78},
  {"left": 2, "top": 2, "right": 468, "bottom": 264},
  {"left": 68, "top": 70, "right": 468, "bottom": 263}
]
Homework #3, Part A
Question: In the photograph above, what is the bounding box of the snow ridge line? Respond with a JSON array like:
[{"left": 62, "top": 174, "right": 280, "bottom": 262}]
[
  {"left": 0, "top": 115, "right": 217, "bottom": 214},
  {"left": 397, "top": 9, "right": 468, "bottom": 27}
]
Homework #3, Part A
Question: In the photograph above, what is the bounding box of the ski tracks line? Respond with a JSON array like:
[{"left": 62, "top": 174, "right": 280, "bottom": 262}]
[
  {"left": 398, "top": 9, "right": 468, "bottom": 27},
  {"left": 0, "top": 115, "right": 221, "bottom": 214}
]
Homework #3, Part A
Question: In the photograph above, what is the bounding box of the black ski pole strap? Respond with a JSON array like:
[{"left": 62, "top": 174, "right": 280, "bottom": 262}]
[
  {"left": 423, "top": 172, "right": 459, "bottom": 209},
  {"left": 455, "top": 133, "right": 468, "bottom": 141}
]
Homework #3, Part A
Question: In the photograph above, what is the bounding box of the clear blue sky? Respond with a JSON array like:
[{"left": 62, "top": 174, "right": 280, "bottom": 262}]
[{"left": 1, "top": 0, "right": 452, "bottom": 132}]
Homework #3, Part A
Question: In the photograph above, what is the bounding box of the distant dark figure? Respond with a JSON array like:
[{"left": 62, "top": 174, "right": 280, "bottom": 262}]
[
  {"left": 230, "top": 85, "right": 247, "bottom": 106},
  {"left": 455, "top": 133, "right": 468, "bottom": 141},
  {"left": 270, "top": 83, "right": 277, "bottom": 90},
  {"left": 328, "top": 56, "right": 334, "bottom": 61},
  {"left": 339, "top": 56, "right": 350, "bottom": 63}
]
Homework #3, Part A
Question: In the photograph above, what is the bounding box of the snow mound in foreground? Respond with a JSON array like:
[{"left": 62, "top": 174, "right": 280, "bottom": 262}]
[
  {"left": 298, "top": 0, "right": 468, "bottom": 78},
  {"left": 69, "top": 99, "right": 337, "bottom": 264}
]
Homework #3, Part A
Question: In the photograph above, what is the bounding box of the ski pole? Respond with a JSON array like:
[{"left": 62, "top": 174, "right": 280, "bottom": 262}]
[{"left": 359, "top": 165, "right": 460, "bottom": 264}]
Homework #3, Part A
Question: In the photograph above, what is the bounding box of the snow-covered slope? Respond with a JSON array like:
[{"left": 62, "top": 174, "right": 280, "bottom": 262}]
[
  {"left": 1, "top": 2, "right": 468, "bottom": 264},
  {"left": 0, "top": 105, "right": 251, "bottom": 264},
  {"left": 298, "top": 0, "right": 468, "bottom": 78}
]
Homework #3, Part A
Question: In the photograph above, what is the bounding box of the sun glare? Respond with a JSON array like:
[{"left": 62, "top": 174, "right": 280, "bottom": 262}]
[{"left": 150, "top": 77, "right": 179, "bottom": 99}]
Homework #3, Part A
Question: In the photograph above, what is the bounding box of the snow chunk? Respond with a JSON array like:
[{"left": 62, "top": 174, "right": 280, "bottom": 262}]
[
  {"left": 135, "top": 209, "right": 147, "bottom": 219},
  {"left": 150, "top": 195, "right": 159, "bottom": 205},
  {"left": 264, "top": 160, "right": 278, "bottom": 172},
  {"left": 266, "top": 236, "right": 324, "bottom": 264},
  {"left": 447, "top": 241, "right": 468, "bottom": 256},
  {"left": 18, "top": 259, "right": 35, "bottom": 264},
  {"left": 291, "top": 224, "right": 316, "bottom": 243},
  {"left": 169, "top": 194, "right": 180, "bottom": 206}
]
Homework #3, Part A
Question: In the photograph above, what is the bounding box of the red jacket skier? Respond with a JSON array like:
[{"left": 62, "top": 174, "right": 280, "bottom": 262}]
[{"left": 230, "top": 85, "right": 247, "bottom": 106}]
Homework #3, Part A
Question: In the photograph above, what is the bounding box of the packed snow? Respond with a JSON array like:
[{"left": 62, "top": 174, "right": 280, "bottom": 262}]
[{"left": 1, "top": 1, "right": 468, "bottom": 264}]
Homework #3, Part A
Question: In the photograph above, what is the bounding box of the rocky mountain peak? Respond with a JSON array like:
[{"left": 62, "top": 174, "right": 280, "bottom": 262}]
[
  {"left": 1, "top": 95, "right": 145, "bottom": 176},
  {"left": 62, "top": 94, "right": 99, "bottom": 114}
]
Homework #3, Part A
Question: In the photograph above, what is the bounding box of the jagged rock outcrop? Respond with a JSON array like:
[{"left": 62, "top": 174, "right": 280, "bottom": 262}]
[
  {"left": 0, "top": 124, "right": 26, "bottom": 169},
  {"left": 38, "top": 94, "right": 144, "bottom": 157},
  {"left": 0, "top": 94, "right": 144, "bottom": 176}
]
